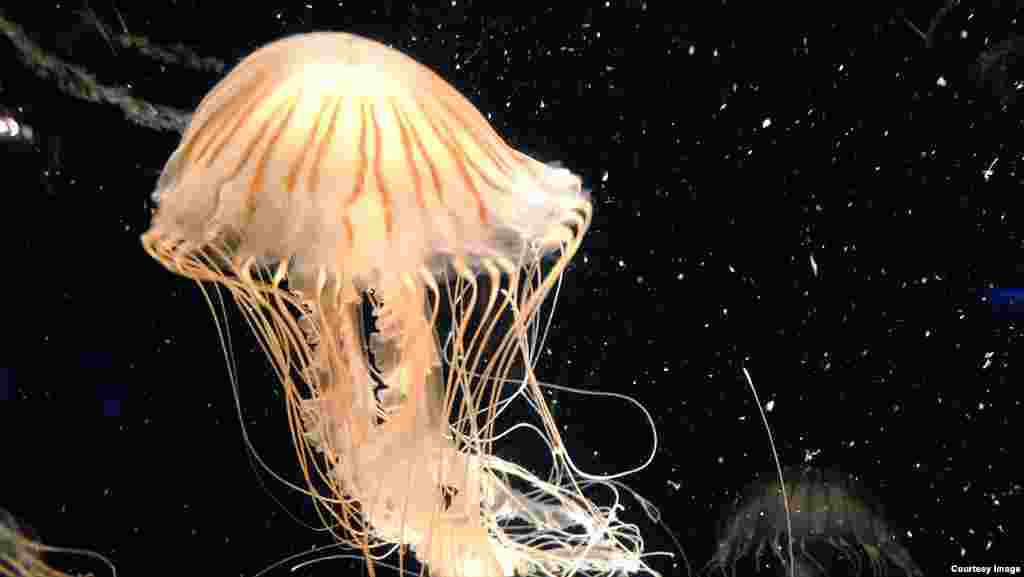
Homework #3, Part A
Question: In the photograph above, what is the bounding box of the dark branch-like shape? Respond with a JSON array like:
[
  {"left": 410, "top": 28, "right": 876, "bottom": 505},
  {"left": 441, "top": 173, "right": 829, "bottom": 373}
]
[
  {"left": 1, "top": 9, "right": 199, "bottom": 132},
  {"left": 117, "top": 34, "right": 227, "bottom": 74}
]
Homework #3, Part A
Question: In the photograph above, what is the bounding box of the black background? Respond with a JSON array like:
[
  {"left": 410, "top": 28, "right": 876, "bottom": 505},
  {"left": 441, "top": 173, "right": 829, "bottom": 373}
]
[{"left": 1, "top": 2, "right": 1021, "bottom": 576}]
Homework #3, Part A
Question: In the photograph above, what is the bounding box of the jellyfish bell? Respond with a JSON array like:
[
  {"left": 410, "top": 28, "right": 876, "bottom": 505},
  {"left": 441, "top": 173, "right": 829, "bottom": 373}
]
[
  {"left": 142, "top": 32, "right": 652, "bottom": 577},
  {"left": 147, "top": 32, "right": 587, "bottom": 290},
  {"left": 704, "top": 467, "right": 923, "bottom": 577}
]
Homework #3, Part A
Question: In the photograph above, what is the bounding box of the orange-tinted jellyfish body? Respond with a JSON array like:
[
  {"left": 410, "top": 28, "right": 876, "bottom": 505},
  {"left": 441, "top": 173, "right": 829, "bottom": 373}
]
[
  {"left": 0, "top": 509, "right": 115, "bottom": 577},
  {"left": 142, "top": 32, "right": 652, "bottom": 577}
]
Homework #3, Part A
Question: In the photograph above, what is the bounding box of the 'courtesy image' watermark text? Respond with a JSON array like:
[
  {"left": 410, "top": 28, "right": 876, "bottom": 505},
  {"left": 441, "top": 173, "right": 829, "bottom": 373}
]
[{"left": 951, "top": 565, "right": 1021, "bottom": 575}]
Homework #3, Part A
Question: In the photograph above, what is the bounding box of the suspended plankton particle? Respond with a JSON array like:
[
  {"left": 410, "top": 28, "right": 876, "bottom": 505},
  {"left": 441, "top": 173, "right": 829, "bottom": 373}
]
[
  {"left": 0, "top": 106, "right": 34, "bottom": 144},
  {"left": 142, "top": 32, "right": 656, "bottom": 577}
]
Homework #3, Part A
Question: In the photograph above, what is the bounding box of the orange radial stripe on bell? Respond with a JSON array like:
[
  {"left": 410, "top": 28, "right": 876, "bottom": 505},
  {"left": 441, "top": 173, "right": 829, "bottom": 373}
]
[
  {"left": 424, "top": 103, "right": 488, "bottom": 227},
  {"left": 339, "top": 100, "right": 371, "bottom": 247},
  {"left": 438, "top": 96, "right": 515, "bottom": 183},
  {"left": 308, "top": 96, "right": 343, "bottom": 195},
  {"left": 370, "top": 104, "right": 394, "bottom": 239},
  {"left": 286, "top": 95, "right": 334, "bottom": 195},
  {"left": 252, "top": 93, "right": 299, "bottom": 194},
  {"left": 392, "top": 99, "right": 427, "bottom": 214},
  {"left": 196, "top": 76, "right": 276, "bottom": 169},
  {"left": 405, "top": 98, "right": 449, "bottom": 213}
]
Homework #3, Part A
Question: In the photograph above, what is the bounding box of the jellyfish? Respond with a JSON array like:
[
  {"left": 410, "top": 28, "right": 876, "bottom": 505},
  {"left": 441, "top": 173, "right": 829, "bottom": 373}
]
[
  {"left": 704, "top": 467, "right": 923, "bottom": 577},
  {"left": 972, "top": 34, "right": 1022, "bottom": 107},
  {"left": 141, "top": 32, "right": 654, "bottom": 577},
  {"left": 0, "top": 508, "right": 116, "bottom": 577}
]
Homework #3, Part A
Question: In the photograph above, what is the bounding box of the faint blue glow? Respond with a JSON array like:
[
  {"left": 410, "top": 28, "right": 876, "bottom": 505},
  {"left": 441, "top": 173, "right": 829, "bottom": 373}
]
[
  {"left": 986, "top": 288, "right": 1024, "bottom": 319},
  {"left": 0, "top": 368, "right": 11, "bottom": 401},
  {"left": 103, "top": 398, "right": 121, "bottom": 417}
]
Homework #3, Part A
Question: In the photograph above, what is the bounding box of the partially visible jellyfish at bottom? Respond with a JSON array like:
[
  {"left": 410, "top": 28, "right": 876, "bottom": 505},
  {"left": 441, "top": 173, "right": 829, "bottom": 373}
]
[
  {"left": 704, "top": 467, "right": 923, "bottom": 577},
  {"left": 971, "top": 34, "right": 1022, "bottom": 108},
  {"left": 142, "top": 32, "right": 657, "bottom": 576},
  {"left": 0, "top": 508, "right": 115, "bottom": 577}
]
